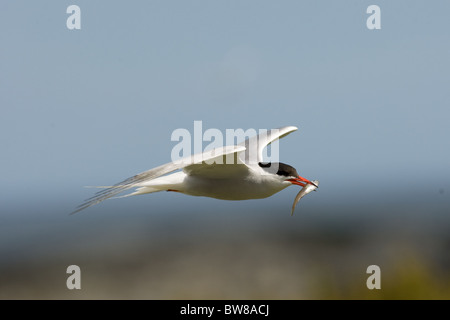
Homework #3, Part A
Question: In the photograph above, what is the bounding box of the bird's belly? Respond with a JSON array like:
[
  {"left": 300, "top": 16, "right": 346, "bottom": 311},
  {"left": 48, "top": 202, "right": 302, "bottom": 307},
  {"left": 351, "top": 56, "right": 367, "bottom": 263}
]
[{"left": 181, "top": 176, "right": 288, "bottom": 200}]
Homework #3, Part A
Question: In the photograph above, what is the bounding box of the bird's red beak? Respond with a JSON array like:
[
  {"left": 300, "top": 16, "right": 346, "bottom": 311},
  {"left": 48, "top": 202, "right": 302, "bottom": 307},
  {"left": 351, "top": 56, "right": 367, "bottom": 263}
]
[{"left": 287, "top": 176, "right": 317, "bottom": 188}]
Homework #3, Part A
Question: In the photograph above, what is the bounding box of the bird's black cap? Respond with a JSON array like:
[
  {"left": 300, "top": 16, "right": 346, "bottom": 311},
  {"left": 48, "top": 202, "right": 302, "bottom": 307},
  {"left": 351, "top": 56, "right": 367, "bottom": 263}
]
[{"left": 258, "top": 162, "right": 299, "bottom": 177}]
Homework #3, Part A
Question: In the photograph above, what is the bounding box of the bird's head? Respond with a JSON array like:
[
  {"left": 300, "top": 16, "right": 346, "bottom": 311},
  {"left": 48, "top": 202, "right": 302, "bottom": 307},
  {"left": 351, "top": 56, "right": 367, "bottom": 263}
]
[{"left": 258, "top": 162, "right": 317, "bottom": 188}]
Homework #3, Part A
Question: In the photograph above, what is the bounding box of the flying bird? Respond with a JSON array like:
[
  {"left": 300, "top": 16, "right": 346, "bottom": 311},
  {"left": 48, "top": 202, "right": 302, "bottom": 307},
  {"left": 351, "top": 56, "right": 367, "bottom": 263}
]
[{"left": 72, "top": 126, "right": 318, "bottom": 214}]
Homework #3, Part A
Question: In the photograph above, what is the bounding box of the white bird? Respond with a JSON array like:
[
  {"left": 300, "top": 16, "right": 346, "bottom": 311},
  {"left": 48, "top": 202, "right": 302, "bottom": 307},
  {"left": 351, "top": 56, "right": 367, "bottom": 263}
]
[{"left": 72, "top": 126, "right": 317, "bottom": 214}]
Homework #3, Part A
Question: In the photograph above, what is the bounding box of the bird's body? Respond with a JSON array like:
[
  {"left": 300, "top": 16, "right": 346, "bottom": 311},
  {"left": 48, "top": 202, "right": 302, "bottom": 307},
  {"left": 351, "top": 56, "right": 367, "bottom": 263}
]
[
  {"left": 130, "top": 169, "right": 291, "bottom": 200},
  {"left": 73, "top": 126, "right": 318, "bottom": 214}
]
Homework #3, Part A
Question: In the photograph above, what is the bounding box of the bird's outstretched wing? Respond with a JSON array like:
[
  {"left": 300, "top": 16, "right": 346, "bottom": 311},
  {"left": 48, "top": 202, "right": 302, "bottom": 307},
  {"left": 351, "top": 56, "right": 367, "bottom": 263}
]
[
  {"left": 184, "top": 126, "right": 298, "bottom": 178},
  {"left": 238, "top": 125, "right": 298, "bottom": 164},
  {"left": 72, "top": 145, "right": 245, "bottom": 214},
  {"left": 182, "top": 154, "right": 250, "bottom": 179}
]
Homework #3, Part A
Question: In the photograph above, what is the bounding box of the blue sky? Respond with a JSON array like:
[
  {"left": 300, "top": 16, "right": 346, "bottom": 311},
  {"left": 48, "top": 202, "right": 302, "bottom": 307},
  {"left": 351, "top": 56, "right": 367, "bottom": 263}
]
[{"left": 1, "top": 1, "right": 449, "bottom": 216}]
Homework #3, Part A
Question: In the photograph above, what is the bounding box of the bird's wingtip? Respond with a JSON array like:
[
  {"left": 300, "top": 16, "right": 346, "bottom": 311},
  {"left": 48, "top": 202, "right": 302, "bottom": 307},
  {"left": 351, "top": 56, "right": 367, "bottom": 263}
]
[{"left": 276, "top": 125, "right": 298, "bottom": 132}]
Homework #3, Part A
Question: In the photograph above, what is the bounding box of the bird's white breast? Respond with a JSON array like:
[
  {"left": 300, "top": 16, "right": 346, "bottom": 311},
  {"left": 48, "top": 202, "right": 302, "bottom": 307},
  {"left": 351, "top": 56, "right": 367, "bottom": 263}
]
[{"left": 181, "top": 172, "right": 291, "bottom": 200}]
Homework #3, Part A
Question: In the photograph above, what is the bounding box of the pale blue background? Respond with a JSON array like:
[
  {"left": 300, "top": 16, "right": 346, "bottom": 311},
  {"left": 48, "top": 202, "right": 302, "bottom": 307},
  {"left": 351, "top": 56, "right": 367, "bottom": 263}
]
[
  {"left": 1, "top": 1, "right": 449, "bottom": 208},
  {"left": 0, "top": 1, "right": 449, "bottom": 298}
]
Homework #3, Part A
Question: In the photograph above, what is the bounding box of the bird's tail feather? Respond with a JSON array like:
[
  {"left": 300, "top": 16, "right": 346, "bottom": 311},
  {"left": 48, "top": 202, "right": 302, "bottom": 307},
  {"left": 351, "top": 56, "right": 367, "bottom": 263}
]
[{"left": 84, "top": 185, "right": 163, "bottom": 198}]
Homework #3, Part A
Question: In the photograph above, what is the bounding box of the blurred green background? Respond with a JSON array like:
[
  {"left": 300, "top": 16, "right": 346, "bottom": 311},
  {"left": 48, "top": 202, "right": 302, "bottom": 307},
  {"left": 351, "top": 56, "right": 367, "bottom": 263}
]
[{"left": 1, "top": 198, "right": 449, "bottom": 299}]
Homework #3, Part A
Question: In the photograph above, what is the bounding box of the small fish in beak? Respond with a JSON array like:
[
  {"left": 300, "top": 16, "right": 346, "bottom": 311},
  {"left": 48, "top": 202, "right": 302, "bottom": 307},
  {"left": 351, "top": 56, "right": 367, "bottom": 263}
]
[{"left": 291, "top": 180, "right": 319, "bottom": 216}]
